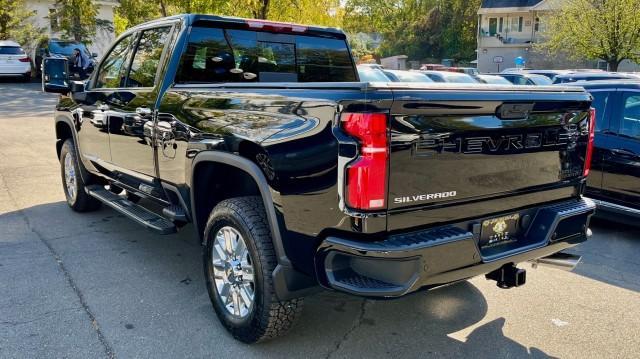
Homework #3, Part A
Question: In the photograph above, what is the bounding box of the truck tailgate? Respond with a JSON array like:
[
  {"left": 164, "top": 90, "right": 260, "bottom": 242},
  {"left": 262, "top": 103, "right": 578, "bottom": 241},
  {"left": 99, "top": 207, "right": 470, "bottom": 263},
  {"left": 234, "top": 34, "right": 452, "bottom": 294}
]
[{"left": 386, "top": 86, "right": 592, "bottom": 230}]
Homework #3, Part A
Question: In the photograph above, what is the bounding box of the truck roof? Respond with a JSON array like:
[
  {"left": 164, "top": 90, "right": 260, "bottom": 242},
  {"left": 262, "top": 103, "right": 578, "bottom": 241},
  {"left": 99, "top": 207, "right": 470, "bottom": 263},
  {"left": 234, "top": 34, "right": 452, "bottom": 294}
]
[{"left": 129, "top": 14, "right": 346, "bottom": 38}]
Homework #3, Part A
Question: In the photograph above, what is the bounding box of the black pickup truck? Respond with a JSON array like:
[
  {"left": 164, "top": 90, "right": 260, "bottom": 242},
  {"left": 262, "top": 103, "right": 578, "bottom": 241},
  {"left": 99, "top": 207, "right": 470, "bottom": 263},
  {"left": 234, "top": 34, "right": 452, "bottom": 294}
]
[{"left": 43, "top": 14, "right": 596, "bottom": 343}]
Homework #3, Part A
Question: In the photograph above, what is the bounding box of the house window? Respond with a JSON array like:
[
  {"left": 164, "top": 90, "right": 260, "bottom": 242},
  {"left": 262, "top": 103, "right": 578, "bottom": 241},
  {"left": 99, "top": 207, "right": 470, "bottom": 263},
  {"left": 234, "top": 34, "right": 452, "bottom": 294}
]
[
  {"left": 518, "top": 17, "right": 524, "bottom": 32},
  {"left": 499, "top": 17, "right": 504, "bottom": 32},
  {"left": 511, "top": 17, "right": 524, "bottom": 32},
  {"left": 534, "top": 17, "right": 540, "bottom": 31},
  {"left": 49, "top": 9, "right": 59, "bottom": 32}
]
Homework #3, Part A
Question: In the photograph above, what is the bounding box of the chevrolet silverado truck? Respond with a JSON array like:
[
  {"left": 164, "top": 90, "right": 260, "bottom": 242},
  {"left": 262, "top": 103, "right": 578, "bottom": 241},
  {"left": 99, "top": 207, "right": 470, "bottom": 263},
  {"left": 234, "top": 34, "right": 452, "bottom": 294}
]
[{"left": 43, "top": 14, "right": 596, "bottom": 343}]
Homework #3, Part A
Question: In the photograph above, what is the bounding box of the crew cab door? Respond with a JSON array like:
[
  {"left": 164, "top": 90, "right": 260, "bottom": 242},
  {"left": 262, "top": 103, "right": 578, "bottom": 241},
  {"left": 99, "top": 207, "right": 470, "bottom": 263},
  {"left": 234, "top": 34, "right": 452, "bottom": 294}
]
[
  {"left": 75, "top": 33, "right": 135, "bottom": 171},
  {"left": 601, "top": 90, "right": 640, "bottom": 206},
  {"left": 105, "top": 26, "right": 173, "bottom": 180}
]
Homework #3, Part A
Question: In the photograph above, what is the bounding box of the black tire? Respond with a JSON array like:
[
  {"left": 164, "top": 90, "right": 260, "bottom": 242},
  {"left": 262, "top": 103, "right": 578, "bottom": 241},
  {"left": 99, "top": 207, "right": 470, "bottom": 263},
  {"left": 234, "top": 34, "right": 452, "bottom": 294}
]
[
  {"left": 59, "top": 139, "right": 101, "bottom": 212},
  {"left": 203, "top": 196, "right": 303, "bottom": 343}
]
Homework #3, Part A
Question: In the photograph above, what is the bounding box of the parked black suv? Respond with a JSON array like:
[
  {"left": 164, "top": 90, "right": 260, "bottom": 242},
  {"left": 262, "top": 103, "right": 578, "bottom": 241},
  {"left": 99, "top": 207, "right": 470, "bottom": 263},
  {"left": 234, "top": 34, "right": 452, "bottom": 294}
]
[
  {"left": 35, "top": 39, "right": 96, "bottom": 76},
  {"left": 565, "top": 80, "right": 640, "bottom": 222},
  {"left": 43, "top": 14, "right": 596, "bottom": 343}
]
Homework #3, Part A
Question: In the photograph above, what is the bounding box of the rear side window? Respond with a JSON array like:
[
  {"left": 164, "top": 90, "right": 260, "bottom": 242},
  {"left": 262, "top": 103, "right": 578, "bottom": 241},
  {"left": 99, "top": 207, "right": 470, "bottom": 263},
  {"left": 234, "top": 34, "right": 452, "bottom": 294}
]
[
  {"left": 176, "top": 26, "right": 356, "bottom": 83},
  {"left": 0, "top": 46, "right": 25, "bottom": 55},
  {"left": 296, "top": 35, "right": 356, "bottom": 82},
  {"left": 590, "top": 91, "right": 611, "bottom": 132}
]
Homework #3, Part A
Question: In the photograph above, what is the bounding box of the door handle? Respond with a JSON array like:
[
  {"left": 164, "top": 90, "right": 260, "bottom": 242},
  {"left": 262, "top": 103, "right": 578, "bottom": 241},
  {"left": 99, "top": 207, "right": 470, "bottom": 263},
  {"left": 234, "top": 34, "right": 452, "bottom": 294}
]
[
  {"left": 97, "top": 104, "right": 109, "bottom": 111},
  {"left": 136, "top": 107, "right": 152, "bottom": 116}
]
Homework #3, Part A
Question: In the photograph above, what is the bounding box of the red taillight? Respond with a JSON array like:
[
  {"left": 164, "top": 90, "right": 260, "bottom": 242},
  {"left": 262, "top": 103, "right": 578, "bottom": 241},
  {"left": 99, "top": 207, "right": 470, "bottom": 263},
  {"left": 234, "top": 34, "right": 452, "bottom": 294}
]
[
  {"left": 583, "top": 107, "right": 596, "bottom": 177},
  {"left": 341, "top": 113, "right": 388, "bottom": 210},
  {"left": 18, "top": 57, "right": 30, "bottom": 63},
  {"left": 245, "top": 20, "right": 307, "bottom": 33}
]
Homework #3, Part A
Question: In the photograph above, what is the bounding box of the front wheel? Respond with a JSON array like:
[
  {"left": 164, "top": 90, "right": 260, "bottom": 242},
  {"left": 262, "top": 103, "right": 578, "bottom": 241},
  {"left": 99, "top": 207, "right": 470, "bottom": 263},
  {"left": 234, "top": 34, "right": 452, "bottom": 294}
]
[
  {"left": 203, "top": 197, "right": 303, "bottom": 343},
  {"left": 59, "top": 139, "right": 101, "bottom": 212}
]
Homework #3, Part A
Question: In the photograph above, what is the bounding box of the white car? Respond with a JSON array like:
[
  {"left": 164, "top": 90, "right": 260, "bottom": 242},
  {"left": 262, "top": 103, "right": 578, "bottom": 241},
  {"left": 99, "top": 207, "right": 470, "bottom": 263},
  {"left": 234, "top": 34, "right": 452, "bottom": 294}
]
[{"left": 0, "top": 40, "right": 31, "bottom": 82}]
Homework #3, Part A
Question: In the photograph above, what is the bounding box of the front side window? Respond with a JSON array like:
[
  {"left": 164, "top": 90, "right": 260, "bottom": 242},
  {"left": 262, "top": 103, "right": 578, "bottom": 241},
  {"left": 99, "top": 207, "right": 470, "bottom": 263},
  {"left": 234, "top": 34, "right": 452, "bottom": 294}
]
[
  {"left": 95, "top": 35, "right": 134, "bottom": 89},
  {"left": 619, "top": 93, "right": 640, "bottom": 139},
  {"left": 127, "top": 26, "right": 171, "bottom": 88}
]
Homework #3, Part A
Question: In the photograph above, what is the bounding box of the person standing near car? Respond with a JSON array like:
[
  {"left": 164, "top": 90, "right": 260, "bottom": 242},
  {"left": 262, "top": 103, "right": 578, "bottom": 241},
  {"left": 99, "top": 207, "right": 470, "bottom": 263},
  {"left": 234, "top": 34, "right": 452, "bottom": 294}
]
[{"left": 72, "top": 48, "right": 90, "bottom": 79}]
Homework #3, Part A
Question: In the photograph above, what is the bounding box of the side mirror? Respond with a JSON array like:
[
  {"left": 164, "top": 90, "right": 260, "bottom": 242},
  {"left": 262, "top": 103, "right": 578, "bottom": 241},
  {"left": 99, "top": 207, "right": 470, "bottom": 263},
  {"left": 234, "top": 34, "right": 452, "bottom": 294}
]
[
  {"left": 42, "top": 57, "right": 70, "bottom": 94},
  {"left": 92, "top": 52, "right": 98, "bottom": 58}
]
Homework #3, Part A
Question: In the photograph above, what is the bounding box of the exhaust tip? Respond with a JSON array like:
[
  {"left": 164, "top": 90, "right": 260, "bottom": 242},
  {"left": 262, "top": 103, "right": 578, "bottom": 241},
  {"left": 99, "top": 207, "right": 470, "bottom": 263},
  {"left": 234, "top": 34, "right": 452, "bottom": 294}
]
[{"left": 531, "top": 252, "right": 581, "bottom": 272}]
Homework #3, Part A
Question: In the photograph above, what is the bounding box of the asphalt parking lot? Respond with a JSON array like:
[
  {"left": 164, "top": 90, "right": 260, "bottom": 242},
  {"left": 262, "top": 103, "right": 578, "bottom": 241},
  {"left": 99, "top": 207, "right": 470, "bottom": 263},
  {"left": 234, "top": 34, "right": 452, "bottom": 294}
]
[{"left": 1, "top": 82, "right": 639, "bottom": 358}]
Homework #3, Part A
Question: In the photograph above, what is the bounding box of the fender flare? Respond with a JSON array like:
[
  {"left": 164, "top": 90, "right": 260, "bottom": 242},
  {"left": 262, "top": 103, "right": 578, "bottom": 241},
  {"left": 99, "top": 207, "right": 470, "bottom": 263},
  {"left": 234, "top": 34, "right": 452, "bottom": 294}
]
[
  {"left": 55, "top": 114, "right": 93, "bottom": 184},
  {"left": 190, "top": 151, "right": 292, "bottom": 267}
]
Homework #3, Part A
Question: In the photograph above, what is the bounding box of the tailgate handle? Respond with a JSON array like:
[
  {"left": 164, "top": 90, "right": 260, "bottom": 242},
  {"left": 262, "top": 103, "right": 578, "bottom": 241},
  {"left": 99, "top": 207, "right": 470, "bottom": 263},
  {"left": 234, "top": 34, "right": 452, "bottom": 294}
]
[{"left": 498, "top": 103, "right": 534, "bottom": 119}]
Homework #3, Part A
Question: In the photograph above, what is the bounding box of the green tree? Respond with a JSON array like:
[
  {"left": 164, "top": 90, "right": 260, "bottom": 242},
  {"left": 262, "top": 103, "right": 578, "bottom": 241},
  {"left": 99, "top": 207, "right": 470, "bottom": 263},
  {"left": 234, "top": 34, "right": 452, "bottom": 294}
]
[
  {"left": 0, "top": 0, "right": 45, "bottom": 51},
  {"left": 115, "top": 0, "right": 342, "bottom": 34},
  {"left": 539, "top": 0, "right": 640, "bottom": 71},
  {"left": 54, "top": 0, "right": 113, "bottom": 42},
  {"left": 343, "top": 0, "right": 480, "bottom": 62}
]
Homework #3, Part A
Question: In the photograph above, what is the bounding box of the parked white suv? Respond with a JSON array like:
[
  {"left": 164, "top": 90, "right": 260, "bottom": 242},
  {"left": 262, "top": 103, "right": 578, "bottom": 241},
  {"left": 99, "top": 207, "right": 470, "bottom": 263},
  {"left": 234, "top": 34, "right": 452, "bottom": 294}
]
[{"left": 0, "top": 41, "right": 31, "bottom": 82}]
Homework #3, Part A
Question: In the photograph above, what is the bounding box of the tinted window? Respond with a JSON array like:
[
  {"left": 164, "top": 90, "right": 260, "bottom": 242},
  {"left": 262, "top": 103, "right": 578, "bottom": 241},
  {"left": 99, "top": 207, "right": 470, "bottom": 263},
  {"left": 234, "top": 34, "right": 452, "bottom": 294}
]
[
  {"left": 296, "top": 36, "right": 356, "bottom": 82},
  {"left": 95, "top": 35, "right": 134, "bottom": 89},
  {"left": 176, "top": 27, "right": 356, "bottom": 83},
  {"left": 127, "top": 26, "right": 171, "bottom": 87},
  {"left": 226, "top": 29, "right": 296, "bottom": 82},
  {"left": 176, "top": 27, "right": 235, "bottom": 83},
  {"left": 620, "top": 93, "right": 640, "bottom": 139},
  {"left": 0, "top": 46, "right": 24, "bottom": 55},
  {"left": 590, "top": 91, "right": 611, "bottom": 132}
]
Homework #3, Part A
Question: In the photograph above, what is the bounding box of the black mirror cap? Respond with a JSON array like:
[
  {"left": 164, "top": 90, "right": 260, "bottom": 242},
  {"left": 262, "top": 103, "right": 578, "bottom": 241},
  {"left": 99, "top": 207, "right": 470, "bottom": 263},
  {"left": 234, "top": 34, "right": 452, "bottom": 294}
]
[
  {"left": 43, "top": 82, "right": 70, "bottom": 94},
  {"left": 92, "top": 52, "right": 98, "bottom": 58},
  {"left": 70, "top": 81, "right": 85, "bottom": 93}
]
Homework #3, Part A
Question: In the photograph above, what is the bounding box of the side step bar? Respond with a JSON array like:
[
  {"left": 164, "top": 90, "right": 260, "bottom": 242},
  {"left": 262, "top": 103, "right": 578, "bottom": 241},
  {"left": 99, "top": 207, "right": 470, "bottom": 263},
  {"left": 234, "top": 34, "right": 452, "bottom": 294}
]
[{"left": 86, "top": 185, "right": 177, "bottom": 235}]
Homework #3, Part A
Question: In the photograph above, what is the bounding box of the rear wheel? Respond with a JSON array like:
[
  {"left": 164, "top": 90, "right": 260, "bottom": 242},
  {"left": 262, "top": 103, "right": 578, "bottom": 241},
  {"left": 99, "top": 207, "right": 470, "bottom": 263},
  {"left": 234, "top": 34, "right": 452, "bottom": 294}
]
[
  {"left": 59, "top": 139, "right": 101, "bottom": 212},
  {"left": 203, "top": 196, "right": 303, "bottom": 343}
]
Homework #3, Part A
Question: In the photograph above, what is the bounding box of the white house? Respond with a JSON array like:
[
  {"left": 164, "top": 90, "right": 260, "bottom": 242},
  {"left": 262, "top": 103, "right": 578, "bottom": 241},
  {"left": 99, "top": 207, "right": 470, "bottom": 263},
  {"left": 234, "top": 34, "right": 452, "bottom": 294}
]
[
  {"left": 477, "top": 0, "right": 640, "bottom": 72},
  {"left": 24, "top": 0, "right": 118, "bottom": 57}
]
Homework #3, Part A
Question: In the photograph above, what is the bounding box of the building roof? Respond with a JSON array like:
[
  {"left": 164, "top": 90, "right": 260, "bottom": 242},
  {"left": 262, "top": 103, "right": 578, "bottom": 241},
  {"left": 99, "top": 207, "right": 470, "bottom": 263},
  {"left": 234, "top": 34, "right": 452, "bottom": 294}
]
[{"left": 480, "top": 0, "right": 544, "bottom": 8}]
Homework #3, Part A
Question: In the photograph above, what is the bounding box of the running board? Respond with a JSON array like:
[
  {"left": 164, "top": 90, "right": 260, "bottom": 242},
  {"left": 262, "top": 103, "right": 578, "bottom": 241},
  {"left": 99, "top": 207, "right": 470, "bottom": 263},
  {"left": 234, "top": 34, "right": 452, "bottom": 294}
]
[
  {"left": 86, "top": 185, "right": 177, "bottom": 234},
  {"left": 591, "top": 198, "right": 640, "bottom": 217}
]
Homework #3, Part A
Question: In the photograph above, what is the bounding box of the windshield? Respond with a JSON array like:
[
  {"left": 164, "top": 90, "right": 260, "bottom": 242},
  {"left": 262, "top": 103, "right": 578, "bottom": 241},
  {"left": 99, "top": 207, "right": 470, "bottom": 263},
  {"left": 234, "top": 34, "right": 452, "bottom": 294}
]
[
  {"left": 529, "top": 75, "right": 553, "bottom": 85},
  {"left": 442, "top": 73, "right": 478, "bottom": 83},
  {"left": 478, "top": 75, "right": 512, "bottom": 85},
  {"left": 49, "top": 41, "right": 90, "bottom": 56},
  {"left": 0, "top": 46, "right": 25, "bottom": 55},
  {"left": 358, "top": 68, "right": 390, "bottom": 82},
  {"left": 386, "top": 71, "right": 433, "bottom": 83}
]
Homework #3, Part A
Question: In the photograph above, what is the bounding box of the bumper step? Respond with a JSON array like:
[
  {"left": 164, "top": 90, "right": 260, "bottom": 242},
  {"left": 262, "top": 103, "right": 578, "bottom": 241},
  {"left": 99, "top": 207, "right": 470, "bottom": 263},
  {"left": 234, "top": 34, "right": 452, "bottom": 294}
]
[{"left": 86, "top": 185, "right": 176, "bottom": 234}]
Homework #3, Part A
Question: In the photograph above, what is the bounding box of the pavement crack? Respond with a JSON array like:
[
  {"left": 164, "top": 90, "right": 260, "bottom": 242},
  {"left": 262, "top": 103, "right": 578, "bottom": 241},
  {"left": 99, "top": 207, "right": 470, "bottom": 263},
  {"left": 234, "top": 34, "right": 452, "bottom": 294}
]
[
  {"left": 1, "top": 172, "right": 116, "bottom": 359},
  {"left": 1, "top": 307, "right": 82, "bottom": 326},
  {"left": 325, "top": 299, "right": 369, "bottom": 359}
]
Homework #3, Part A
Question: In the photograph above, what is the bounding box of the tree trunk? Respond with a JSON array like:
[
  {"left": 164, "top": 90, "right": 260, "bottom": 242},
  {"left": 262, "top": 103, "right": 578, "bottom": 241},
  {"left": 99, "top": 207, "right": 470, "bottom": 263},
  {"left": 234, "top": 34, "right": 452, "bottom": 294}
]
[
  {"left": 258, "top": 0, "right": 270, "bottom": 19},
  {"left": 159, "top": 0, "right": 167, "bottom": 17},
  {"left": 608, "top": 59, "right": 621, "bottom": 72}
]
